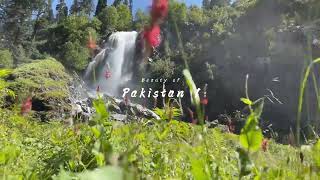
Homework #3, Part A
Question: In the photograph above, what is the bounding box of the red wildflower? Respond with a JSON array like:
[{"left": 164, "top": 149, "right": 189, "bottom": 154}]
[
  {"left": 151, "top": 0, "right": 169, "bottom": 23},
  {"left": 87, "top": 33, "right": 97, "bottom": 50},
  {"left": 104, "top": 70, "right": 112, "bottom": 79},
  {"left": 262, "top": 138, "right": 268, "bottom": 152},
  {"left": 201, "top": 97, "right": 208, "bottom": 105},
  {"left": 21, "top": 97, "right": 32, "bottom": 115},
  {"left": 143, "top": 25, "right": 161, "bottom": 48}
]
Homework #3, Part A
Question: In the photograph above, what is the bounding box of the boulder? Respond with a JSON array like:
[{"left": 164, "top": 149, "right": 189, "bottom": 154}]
[{"left": 7, "top": 58, "right": 72, "bottom": 121}]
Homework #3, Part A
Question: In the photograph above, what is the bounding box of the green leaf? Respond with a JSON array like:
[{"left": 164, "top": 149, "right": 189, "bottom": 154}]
[
  {"left": 93, "top": 98, "right": 109, "bottom": 120},
  {"left": 91, "top": 127, "right": 101, "bottom": 138},
  {"left": 239, "top": 114, "right": 263, "bottom": 152},
  {"left": 183, "top": 69, "right": 200, "bottom": 106},
  {"left": 0, "top": 69, "right": 12, "bottom": 78},
  {"left": 78, "top": 166, "right": 124, "bottom": 180},
  {"left": 253, "top": 98, "right": 264, "bottom": 118},
  {"left": 312, "top": 140, "right": 320, "bottom": 167},
  {"left": 237, "top": 148, "right": 254, "bottom": 177},
  {"left": 240, "top": 98, "right": 252, "bottom": 105},
  {"left": 190, "top": 157, "right": 210, "bottom": 180}
]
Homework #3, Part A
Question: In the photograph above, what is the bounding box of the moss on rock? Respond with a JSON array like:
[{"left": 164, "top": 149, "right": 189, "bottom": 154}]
[{"left": 7, "top": 58, "right": 72, "bottom": 121}]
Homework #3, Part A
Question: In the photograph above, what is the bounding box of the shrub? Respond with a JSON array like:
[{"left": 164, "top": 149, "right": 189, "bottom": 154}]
[
  {"left": 0, "top": 49, "right": 13, "bottom": 68},
  {"left": 63, "top": 40, "right": 90, "bottom": 71}
]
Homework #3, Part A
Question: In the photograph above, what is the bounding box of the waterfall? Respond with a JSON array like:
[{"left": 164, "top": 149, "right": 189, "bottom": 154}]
[{"left": 84, "top": 31, "right": 138, "bottom": 97}]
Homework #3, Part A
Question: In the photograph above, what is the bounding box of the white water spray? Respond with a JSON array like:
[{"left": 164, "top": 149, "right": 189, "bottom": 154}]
[{"left": 85, "top": 31, "right": 138, "bottom": 96}]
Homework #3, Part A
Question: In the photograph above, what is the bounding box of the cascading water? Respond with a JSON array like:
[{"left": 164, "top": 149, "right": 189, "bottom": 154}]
[{"left": 85, "top": 31, "right": 138, "bottom": 97}]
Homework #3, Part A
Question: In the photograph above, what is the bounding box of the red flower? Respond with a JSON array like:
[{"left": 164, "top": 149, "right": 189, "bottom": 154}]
[
  {"left": 143, "top": 25, "right": 161, "bottom": 48},
  {"left": 104, "top": 70, "right": 112, "bottom": 79},
  {"left": 21, "top": 97, "right": 32, "bottom": 115},
  {"left": 201, "top": 97, "right": 208, "bottom": 105},
  {"left": 262, "top": 138, "right": 268, "bottom": 152}
]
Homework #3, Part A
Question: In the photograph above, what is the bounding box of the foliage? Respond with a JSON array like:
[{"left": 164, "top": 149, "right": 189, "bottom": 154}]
[
  {"left": 97, "top": 5, "right": 132, "bottom": 34},
  {"left": 63, "top": 40, "right": 90, "bottom": 71},
  {"left": 45, "top": 15, "right": 101, "bottom": 71},
  {"left": 134, "top": 9, "right": 150, "bottom": 30},
  {"left": 8, "top": 58, "right": 71, "bottom": 100},
  {"left": 296, "top": 58, "right": 320, "bottom": 145},
  {"left": 0, "top": 69, "right": 15, "bottom": 105},
  {"left": 169, "top": 0, "right": 188, "bottom": 24},
  {"left": 0, "top": 49, "right": 13, "bottom": 68},
  {"left": 149, "top": 58, "right": 175, "bottom": 78},
  {"left": 5, "top": 58, "right": 72, "bottom": 121},
  {"left": 0, "top": 91, "right": 320, "bottom": 179},
  {"left": 98, "top": 6, "right": 119, "bottom": 34},
  {"left": 56, "top": 0, "right": 68, "bottom": 21},
  {"left": 187, "top": 6, "right": 208, "bottom": 25},
  {"left": 116, "top": 4, "right": 132, "bottom": 31},
  {"left": 95, "top": 0, "right": 107, "bottom": 16}
]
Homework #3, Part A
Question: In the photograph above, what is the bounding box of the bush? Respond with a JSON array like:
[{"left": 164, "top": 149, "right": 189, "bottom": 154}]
[
  {"left": 45, "top": 15, "right": 101, "bottom": 72},
  {"left": 0, "top": 49, "right": 13, "bottom": 68},
  {"left": 63, "top": 40, "right": 90, "bottom": 71},
  {"left": 98, "top": 5, "right": 132, "bottom": 33},
  {"left": 7, "top": 58, "right": 72, "bottom": 121}
]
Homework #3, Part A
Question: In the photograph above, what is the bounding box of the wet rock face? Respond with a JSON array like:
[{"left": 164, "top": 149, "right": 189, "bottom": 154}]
[{"left": 71, "top": 92, "right": 160, "bottom": 123}]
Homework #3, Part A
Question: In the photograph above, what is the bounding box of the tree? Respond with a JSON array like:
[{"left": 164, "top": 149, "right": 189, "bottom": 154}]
[
  {"left": 47, "top": 0, "right": 54, "bottom": 21},
  {"left": 202, "top": 0, "right": 211, "bottom": 9},
  {"left": 98, "top": 6, "right": 119, "bottom": 33},
  {"left": 113, "top": 0, "right": 122, "bottom": 7},
  {"left": 210, "top": 0, "right": 230, "bottom": 7},
  {"left": 56, "top": 0, "right": 68, "bottom": 21},
  {"left": 1, "top": 0, "right": 34, "bottom": 65},
  {"left": 188, "top": 6, "right": 207, "bottom": 25},
  {"left": 0, "top": 49, "right": 13, "bottom": 68},
  {"left": 80, "top": 0, "right": 94, "bottom": 16},
  {"left": 169, "top": 1, "right": 187, "bottom": 24},
  {"left": 116, "top": 4, "right": 132, "bottom": 30},
  {"left": 63, "top": 40, "right": 89, "bottom": 70},
  {"left": 134, "top": 9, "right": 150, "bottom": 30},
  {"left": 95, "top": 0, "right": 107, "bottom": 16},
  {"left": 70, "top": 0, "right": 80, "bottom": 15},
  {"left": 45, "top": 15, "right": 101, "bottom": 71},
  {"left": 129, "top": 0, "right": 133, "bottom": 15}
]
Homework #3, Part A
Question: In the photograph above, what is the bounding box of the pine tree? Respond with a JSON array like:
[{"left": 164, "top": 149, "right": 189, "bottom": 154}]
[
  {"left": 95, "top": 0, "right": 107, "bottom": 16},
  {"left": 70, "top": 0, "right": 80, "bottom": 15},
  {"left": 47, "top": 0, "right": 54, "bottom": 21},
  {"left": 129, "top": 0, "right": 133, "bottom": 15},
  {"left": 80, "top": 0, "right": 94, "bottom": 15},
  {"left": 210, "top": 0, "right": 230, "bottom": 7},
  {"left": 2, "top": 0, "right": 34, "bottom": 65},
  {"left": 56, "top": 0, "right": 68, "bottom": 21},
  {"left": 202, "top": 0, "right": 211, "bottom": 9},
  {"left": 113, "top": 0, "right": 122, "bottom": 7}
]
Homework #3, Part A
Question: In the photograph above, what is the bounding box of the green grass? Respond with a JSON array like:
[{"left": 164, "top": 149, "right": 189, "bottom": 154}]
[{"left": 1, "top": 108, "right": 319, "bottom": 179}]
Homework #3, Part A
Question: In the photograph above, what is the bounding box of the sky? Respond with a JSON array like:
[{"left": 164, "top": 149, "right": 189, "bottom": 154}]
[{"left": 52, "top": 0, "right": 202, "bottom": 15}]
